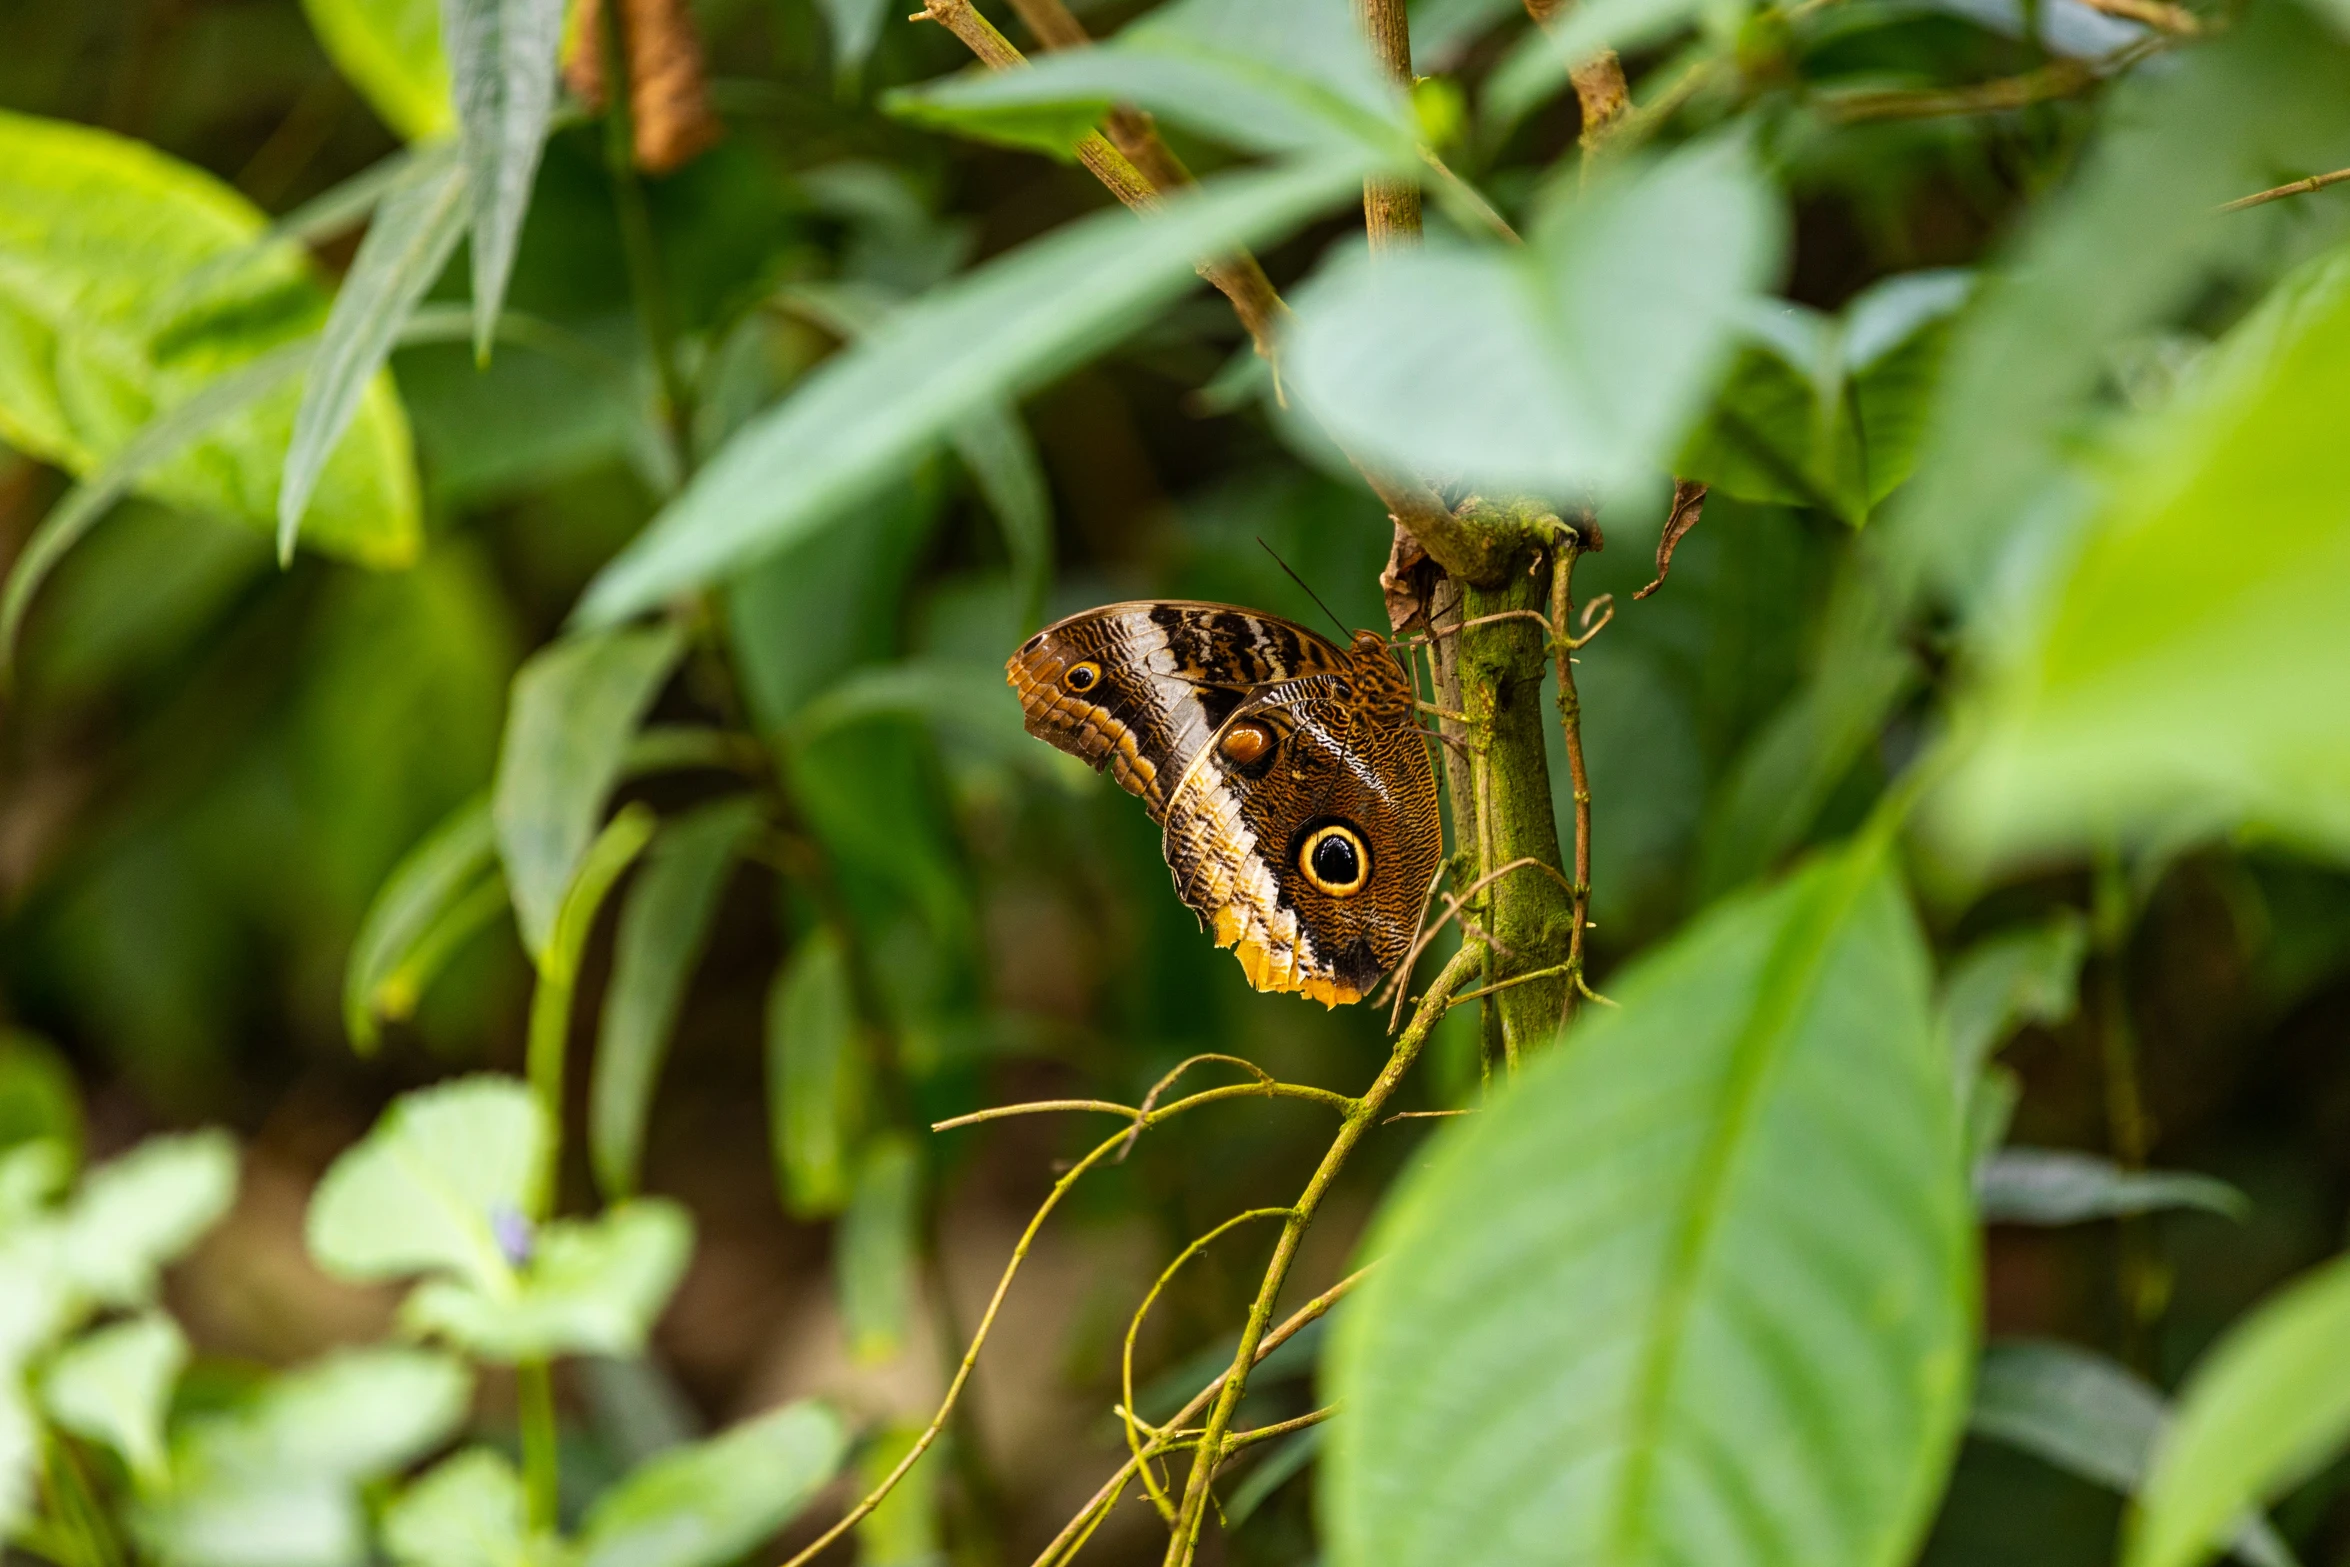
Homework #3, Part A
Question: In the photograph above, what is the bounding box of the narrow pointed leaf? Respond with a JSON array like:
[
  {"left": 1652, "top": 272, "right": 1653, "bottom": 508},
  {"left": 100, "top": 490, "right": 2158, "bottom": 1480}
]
[
  {"left": 280, "top": 146, "right": 468, "bottom": 561},
  {"left": 948, "top": 407, "right": 1053, "bottom": 634},
  {"left": 573, "top": 157, "right": 1363, "bottom": 626},
  {"left": 526, "top": 803, "right": 659, "bottom": 1127},
  {"left": 493, "top": 625, "right": 686, "bottom": 959},
  {"left": 345, "top": 794, "right": 502, "bottom": 1054},
  {"left": 591, "top": 798, "right": 762, "bottom": 1201},
  {"left": 1977, "top": 1149, "right": 2249, "bottom": 1226},
  {"left": 839, "top": 1133, "right": 921, "bottom": 1365},
  {"left": 441, "top": 0, "right": 565, "bottom": 362},
  {"left": 1325, "top": 839, "right": 1972, "bottom": 1567},
  {"left": 765, "top": 930, "right": 866, "bottom": 1219}
]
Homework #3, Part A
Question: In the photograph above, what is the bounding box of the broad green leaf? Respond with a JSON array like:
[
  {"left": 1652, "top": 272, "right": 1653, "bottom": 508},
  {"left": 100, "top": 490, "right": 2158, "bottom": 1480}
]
[
  {"left": 42, "top": 1313, "right": 187, "bottom": 1486},
  {"left": 1933, "top": 241, "right": 2350, "bottom": 869},
  {"left": 280, "top": 145, "right": 467, "bottom": 560},
  {"left": 1973, "top": 1341, "right": 2292, "bottom": 1567},
  {"left": 2131, "top": 1250, "right": 2350, "bottom": 1567},
  {"left": 1977, "top": 1149, "right": 2248, "bottom": 1226},
  {"left": 59, "top": 1129, "right": 239, "bottom": 1307},
  {"left": 301, "top": 0, "right": 455, "bottom": 140},
  {"left": 1325, "top": 840, "right": 1972, "bottom": 1567},
  {"left": 526, "top": 804, "right": 658, "bottom": 1128},
  {"left": 0, "top": 1031, "right": 82, "bottom": 1168},
  {"left": 840, "top": 1133, "right": 921, "bottom": 1365},
  {"left": 592, "top": 799, "right": 762, "bottom": 1201},
  {"left": 443, "top": 0, "right": 565, "bottom": 362},
  {"left": 1679, "top": 272, "right": 1971, "bottom": 525},
  {"left": 1285, "top": 138, "right": 1783, "bottom": 504},
  {"left": 0, "top": 110, "right": 420, "bottom": 566},
  {"left": 494, "top": 626, "right": 686, "bottom": 959},
  {"left": 306, "top": 1075, "right": 548, "bottom": 1289},
  {"left": 1940, "top": 912, "right": 2089, "bottom": 1088},
  {"left": 576, "top": 1401, "right": 848, "bottom": 1567},
  {"left": 856, "top": 1419, "right": 942, "bottom": 1567},
  {"left": 403, "top": 1200, "right": 693, "bottom": 1363},
  {"left": 345, "top": 794, "right": 503, "bottom": 1054},
  {"left": 890, "top": 0, "right": 1414, "bottom": 163},
  {"left": 144, "top": 1348, "right": 472, "bottom": 1567},
  {"left": 1890, "top": 3, "right": 2350, "bottom": 612},
  {"left": 765, "top": 929, "right": 868, "bottom": 1219},
  {"left": 386, "top": 1448, "right": 559, "bottom": 1567},
  {"left": 574, "top": 156, "right": 1363, "bottom": 626}
]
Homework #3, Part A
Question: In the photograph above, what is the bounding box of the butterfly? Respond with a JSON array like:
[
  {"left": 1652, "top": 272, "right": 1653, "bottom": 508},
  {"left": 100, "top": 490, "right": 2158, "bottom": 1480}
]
[{"left": 1006, "top": 602, "right": 1442, "bottom": 1006}]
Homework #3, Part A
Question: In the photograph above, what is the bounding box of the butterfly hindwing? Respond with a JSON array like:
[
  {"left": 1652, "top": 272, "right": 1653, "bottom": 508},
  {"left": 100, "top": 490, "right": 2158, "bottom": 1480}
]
[{"left": 1008, "top": 603, "right": 1441, "bottom": 1007}]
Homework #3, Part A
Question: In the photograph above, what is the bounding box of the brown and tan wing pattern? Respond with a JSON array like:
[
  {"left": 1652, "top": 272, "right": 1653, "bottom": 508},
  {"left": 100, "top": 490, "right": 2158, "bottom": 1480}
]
[
  {"left": 1158, "top": 631, "right": 1441, "bottom": 1007},
  {"left": 1004, "top": 602, "right": 1347, "bottom": 821}
]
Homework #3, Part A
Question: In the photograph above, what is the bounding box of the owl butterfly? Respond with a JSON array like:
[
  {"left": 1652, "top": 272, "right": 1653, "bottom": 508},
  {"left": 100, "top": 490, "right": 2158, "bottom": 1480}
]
[{"left": 1006, "top": 602, "right": 1442, "bottom": 1007}]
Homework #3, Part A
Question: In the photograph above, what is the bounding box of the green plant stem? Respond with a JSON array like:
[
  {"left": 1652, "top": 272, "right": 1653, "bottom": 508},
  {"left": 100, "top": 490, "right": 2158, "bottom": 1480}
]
[
  {"left": 518, "top": 1358, "right": 561, "bottom": 1531},
  {"left": 1162, "top": 940, "right": 1488, "bottom": 1565},
  {"left": 596, "top": 0, "right": 693, "bottom": 468},
  {"left": 1549, "top": 524, "right": 1596, "bottom": 1029},
  {"left": 2093, "top": 853, "right": 2168, "bottom": 1371}
]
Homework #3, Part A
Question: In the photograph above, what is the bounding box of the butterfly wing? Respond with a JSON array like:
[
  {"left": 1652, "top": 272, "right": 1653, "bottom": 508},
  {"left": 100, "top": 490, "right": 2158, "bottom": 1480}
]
[
  {"left": 1005, "top": 602, "right": 1348, "bottom": 822},
  {"left": 1159, "top": 634, "right": 1442, "bottom": 1007}
]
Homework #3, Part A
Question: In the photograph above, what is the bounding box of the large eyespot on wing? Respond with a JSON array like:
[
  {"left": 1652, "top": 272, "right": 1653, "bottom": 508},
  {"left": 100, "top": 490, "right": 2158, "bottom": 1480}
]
[{"left": 1296, "top": 821, "right": 1372, "bottom": 897}]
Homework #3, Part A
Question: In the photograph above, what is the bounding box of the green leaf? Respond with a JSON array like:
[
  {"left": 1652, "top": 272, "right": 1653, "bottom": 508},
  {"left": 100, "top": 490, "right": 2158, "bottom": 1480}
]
[
  {"left": 794, "top": 659, "right": 1031, "bottom": 766},
  {"left": 1324, "top": 839, "right": 1972, "bottom": 1567},
  {"left": 1933, "top": 240, "right": 2350, "bottom": 869},
  {"left": 816, "top": 0, "right": 897, "bottom": 82},
  {"left": 1974, "top": 1340, "right": 2293, "bottom": 1567},
  {"left": 2131, "top": 1250, "right": 2350, "bottom": 1567},
  {"left": 60, "top": 1129, "right": 239, "bottom": 1308},
  {"left": 385, "top": 1448, "right": 557, "bottom": 1567},
  {"left": 345, "top": 794, "right": 503, "bottom": 1054},
  {"left": 0, "top": 110, "right": 421, "bottom": 566},
  {"left": 0, "top": 1031, "right": 83, "bottom": 1168},
  {"left": 1679, "top": 272, "right": 1971, "bottom": 525},
  {"left": 403, "top": 1200, "right": 693, "bottom": 1363},
  {"left": 840, "top": 1132, "right": 921, "bottom": 1366},
  {"left": 576, "top": 1401, "right": 848, "bottom": 1567},
  {"left": 527, "top": 804, "right": 659, "bottom": 1131},
  {"left": 1940, "top": 912, "right": 2089, "bottom": 1088},
  {"left": 306, "top": 1075, "right": 548, "bottom": 1290},
  {"left": 443, "top": 0, "right": 565, "bottom": 363},
  {"left": 856, "top": 1418, "right": 942, "bottom": 1567},
  {"left": 0, "top": 1391, "right": 32, "bottom": 1541},
  {"left": 280, "top": 145, "right": 467, "bottom": 561},
  {"left": 1284, "top": 138, "right": 1783, "bottom": 504},
  {"left": 765, "top": 929, "right": 868, "bottom": 1220},
  {"left": 143, "top": 1347, "right": 472, "bottom": 1567},
  {"left": 494, "top": 625, "right": 687, "bottom": 959},
  {"left": 1977, "top": 1149, "right": 2248, "bottom": 1226},
  {"left": 301, "top": 0, "right": 455, "bottom": 140},
  {"left": 574, "top": 156, "right": 1363, "bottom": 626},
  {"left": 889, "top": 0, "right": 1415, "bottom": 163},
  {"left": 947, "top": 407, "right": 1053, "bottom": 635},
  {"left": 592, "top": 799, "right": 761, "bottom": 1201},
  {"left": 42, "top": 1312, "right": 188, "bottom": 1487}
]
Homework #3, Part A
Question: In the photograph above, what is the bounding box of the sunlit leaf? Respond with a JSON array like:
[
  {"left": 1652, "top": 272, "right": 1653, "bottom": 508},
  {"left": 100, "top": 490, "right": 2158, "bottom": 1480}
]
[
  {"left": 384, "top": 1448, "right": 554, "bottom": 1567},
  {"left": 574, "top": 156, "right": 1363, "bottom": 626},
  {"left": 1973, "top": 1340, "right": 2293, "bottom": 1567},
  {"left": 301, "top": 0, "right": 455, "bottom": 140},
  {"left": 59, "top": 1130, "right": 239, "bottom": 1308},
  {"left": 1977, "top": 1149, "right": 2248, "bottom": 1225},
  {"left": 403, "top": 1200, "right": 693, "bottom": 1363},
  {"left": 280, "top": 145, "right": 467, "bottom": 560},
  {"left": 839, "top": 1132, "right": 921, "bottom": 1365},
  {"left": 2131, "top": 1250, "right": 2350, "bottom": 1567},
  {"left": 890, "top": 0, "right": 1414, "bottom": 162},
  {"left": 1934, "top": 241, "right": 2350, "bottom": 868},
  {"left": 0, "top": 1031, "right": 83, "bottom": 1169},
  {"left": 306, "top": 1075, "right": 548, "bottom": 1290},
  {"left": 1285, "top": 138, "right": 1783, "bottom": 505},
  {"left": 1326, "top": 838, "right": 1972, "bottom": 1567},
  {"left": 765, "top": 929, "right": 866, "bottom": 1219},
  {"left": 345, "top": 795, "right": 503, "bottom": 1054},
  {"left": 0, "top": 1393, "right": 32, "bottom": 1542},
  {"left": 592, "top": 798, "right": 762, "bottom": 1201},
  {"left": 493, "top": 625, "right": 686, "bottom": 959},
  {"left": 576, "top": 1401, "right": 847, "bottom": 1567},
  {"left": 0, "top": 110, "right": 420, "bottom": 567},
  {"left": 42, "top": 1313, "right": 187, "bottom": 1487},
  {"left": 443, "top": 0, "right": 565, "bottom": 362}
]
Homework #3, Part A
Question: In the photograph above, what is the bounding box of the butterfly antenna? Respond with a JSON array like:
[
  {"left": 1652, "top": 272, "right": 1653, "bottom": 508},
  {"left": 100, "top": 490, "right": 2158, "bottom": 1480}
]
[{"left": 1257, "top": 537, "right": 1351, "bottom": 641}]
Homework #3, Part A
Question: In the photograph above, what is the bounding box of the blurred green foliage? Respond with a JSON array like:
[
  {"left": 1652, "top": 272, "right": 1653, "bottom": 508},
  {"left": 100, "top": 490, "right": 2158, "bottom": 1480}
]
[{"left": 1, "top": 0, "right": 2349, "bottom": 1564}]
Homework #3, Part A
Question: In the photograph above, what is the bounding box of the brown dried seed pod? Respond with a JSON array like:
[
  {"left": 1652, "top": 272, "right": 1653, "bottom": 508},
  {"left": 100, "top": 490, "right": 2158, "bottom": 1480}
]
[{"left": 563, "top": 0, "right": 723, "bottom": 174}]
